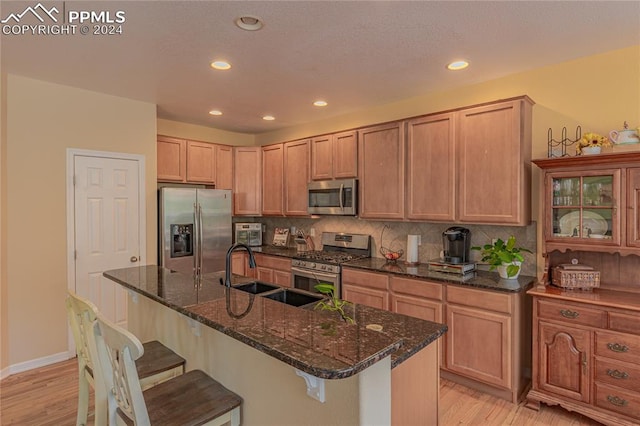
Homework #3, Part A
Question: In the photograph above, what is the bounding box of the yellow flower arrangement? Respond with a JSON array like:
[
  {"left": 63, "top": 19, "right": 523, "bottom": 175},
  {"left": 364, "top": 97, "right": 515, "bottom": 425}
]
[{"left": 576, "top": 132, "right": 612, "bottom": 154}]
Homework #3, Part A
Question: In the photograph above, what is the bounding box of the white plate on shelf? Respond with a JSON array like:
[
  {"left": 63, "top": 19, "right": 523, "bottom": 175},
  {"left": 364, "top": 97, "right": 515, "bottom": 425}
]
[{"left": 559, "top": 211, "right": 608, "bottom": 236}]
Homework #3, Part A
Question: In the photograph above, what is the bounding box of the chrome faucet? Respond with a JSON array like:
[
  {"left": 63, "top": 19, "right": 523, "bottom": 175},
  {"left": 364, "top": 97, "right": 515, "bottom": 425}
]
[{"left": 224, "top": 243, "right": 256, "bottom": 287}]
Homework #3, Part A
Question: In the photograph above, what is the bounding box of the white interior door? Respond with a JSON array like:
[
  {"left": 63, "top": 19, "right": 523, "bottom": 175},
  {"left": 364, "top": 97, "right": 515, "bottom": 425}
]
[{"left": 72, "top": 153, "right": 142, "bottom": 329}]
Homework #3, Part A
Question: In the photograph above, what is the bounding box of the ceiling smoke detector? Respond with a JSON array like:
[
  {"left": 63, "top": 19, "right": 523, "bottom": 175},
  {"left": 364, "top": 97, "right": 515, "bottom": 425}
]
[{"left": 235, "top": 15, "right": 264, "bottom": 31}]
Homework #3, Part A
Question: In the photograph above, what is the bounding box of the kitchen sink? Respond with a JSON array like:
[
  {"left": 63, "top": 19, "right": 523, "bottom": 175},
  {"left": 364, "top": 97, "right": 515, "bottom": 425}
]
[
  {"left": 261, "top": 289, "right": 324, "bottom": 307},
  {"left": 233, "top": 281, "right": 280, "bottom": 295}
]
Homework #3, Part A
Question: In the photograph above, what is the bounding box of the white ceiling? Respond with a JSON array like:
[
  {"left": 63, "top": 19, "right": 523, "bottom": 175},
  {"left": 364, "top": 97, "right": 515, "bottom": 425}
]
[{"left": 2, "top": 1, "right": 639, "bottom": 134}]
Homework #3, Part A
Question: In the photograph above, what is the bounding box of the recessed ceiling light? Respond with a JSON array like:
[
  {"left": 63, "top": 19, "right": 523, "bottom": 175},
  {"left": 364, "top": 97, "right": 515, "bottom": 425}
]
[
  {"left": 210, "top": 61, "right": 231, "bottom": 70},
  {"left": 447, "top": 60, "right": 469, "bottom": 71},
  {"left": 209, "top": 110, "right": 222, "bottom": 116},
  {"left": 313, "top": 100, "right": 328, "bottom": 107},
  {"left": 262, "top": 115, "right": 275, "bottom": 121},
  {"left": 235, "top": 15, "right": 264, "bottom": 31}
]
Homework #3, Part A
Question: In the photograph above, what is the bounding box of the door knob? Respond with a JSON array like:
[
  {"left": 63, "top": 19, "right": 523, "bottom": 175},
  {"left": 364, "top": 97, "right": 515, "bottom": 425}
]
[{"left": 130, "top": 256, "right": 138, "bottom": 263}]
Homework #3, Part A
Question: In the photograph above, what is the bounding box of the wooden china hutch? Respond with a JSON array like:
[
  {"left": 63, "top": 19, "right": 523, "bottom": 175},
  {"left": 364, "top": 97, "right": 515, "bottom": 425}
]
[{"left": 527, "top": 152, "right": 640, "bottom": 426}]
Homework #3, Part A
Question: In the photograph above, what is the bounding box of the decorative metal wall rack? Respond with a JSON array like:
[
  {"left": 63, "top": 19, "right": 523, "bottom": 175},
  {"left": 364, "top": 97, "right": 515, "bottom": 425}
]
[{"left": 547, "top": 126, "right": 581, "bottom": 158}]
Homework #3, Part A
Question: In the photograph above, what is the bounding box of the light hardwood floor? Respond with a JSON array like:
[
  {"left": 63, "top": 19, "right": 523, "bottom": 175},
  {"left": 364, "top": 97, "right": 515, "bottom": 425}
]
[{"left": 1, "top": 358, "right": 603, "bottom": 425}]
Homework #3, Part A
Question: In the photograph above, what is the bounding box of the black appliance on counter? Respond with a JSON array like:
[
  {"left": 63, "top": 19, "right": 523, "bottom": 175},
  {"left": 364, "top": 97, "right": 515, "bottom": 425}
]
[
  {"left": 427, "top": 227, "right": 475, "bottom": 275},
  {"left": 291, "top": 232, "right": 371, "bottom": 297}
]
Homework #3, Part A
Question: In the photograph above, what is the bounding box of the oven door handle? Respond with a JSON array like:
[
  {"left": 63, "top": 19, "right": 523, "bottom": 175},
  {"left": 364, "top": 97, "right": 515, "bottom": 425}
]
[{"left": 291, "top": 267, "right": 337, "bottom": 282}]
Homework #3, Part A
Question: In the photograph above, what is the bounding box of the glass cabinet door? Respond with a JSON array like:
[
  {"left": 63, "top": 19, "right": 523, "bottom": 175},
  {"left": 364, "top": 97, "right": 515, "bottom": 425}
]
[{"left": 549, "top": 171, "right": 618, "bottom": 242}]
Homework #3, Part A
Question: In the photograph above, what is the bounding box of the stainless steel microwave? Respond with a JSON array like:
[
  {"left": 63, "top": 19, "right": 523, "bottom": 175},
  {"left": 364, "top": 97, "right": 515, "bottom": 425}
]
[{"left": 308, "top": 178, "right": 357, "bottom": 215}]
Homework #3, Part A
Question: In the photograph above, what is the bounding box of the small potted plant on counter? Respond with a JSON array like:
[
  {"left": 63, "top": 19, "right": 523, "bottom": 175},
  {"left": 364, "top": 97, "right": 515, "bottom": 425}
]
[
  {"left": 471, "top": 236, "right": 532, "bottom": 279},
  {"left": 314, "top": 283, "right": 354, "bottom": 324}
]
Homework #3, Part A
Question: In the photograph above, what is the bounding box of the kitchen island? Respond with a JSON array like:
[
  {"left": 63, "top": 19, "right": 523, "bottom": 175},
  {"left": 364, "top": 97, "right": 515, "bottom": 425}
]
[{"left": 104, "top": 266, "right": 447, "bottom": 426}]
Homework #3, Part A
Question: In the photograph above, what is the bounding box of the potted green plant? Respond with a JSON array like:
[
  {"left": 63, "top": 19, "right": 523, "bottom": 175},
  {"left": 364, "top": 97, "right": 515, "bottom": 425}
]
[
  {"left": 314, "top": 283, "right": 354, "bottom": 324},
  {"left": 471, "top": 236, "right": 532, "bottom": 279}
]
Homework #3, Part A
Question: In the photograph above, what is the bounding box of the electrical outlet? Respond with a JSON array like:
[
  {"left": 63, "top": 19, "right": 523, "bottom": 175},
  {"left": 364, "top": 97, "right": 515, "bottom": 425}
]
[
  {"left": 492, "top": 238, "right": 498, "bottom": 245},
  {"left": 310, "top": 228, "right": 316, "bottom": 237},
  {"left": 291, "top": 226, "right": 297, "bottom": 235}
]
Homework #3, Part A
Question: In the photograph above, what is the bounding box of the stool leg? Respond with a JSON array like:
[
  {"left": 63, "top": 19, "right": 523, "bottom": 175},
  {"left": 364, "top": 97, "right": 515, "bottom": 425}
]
[
  {"left": 93, "top": 373, "right": 108, "bottom": 426},
  {"left": 76, "top": 367, "right": 90, "bottom": 426}
]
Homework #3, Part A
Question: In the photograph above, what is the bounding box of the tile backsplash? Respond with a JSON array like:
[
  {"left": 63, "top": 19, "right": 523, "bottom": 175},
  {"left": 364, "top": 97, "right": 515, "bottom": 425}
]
[{"left": 235, "top": 216, "right": 537, "bottom": 277}]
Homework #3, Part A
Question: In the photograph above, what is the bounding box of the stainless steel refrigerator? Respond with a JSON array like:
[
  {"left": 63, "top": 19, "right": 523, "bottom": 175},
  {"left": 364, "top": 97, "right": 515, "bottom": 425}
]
[{"left": 159, "top": 187, "right": 232, "bottom": 275}]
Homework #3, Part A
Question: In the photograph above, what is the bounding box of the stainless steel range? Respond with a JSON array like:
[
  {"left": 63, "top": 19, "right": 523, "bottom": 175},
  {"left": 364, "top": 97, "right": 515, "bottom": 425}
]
[{"left": 291, "top": 232, "right": 371, "bottom": 297}]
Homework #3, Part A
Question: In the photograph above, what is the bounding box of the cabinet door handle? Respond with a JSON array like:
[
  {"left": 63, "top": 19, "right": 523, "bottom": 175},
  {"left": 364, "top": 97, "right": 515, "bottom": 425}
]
[
  {"left": 607, "top": 343, "right": 629, "bottom": 353},
  {"left": 607, "top": 395, "right": 628, "bottom": 407},
  {"left": 606, "top": 369, "right": 629, "bottom": 379},
  {"left": 582, "top": 353, "right": 587, "bottom": 374},
  {"left": 560, "top": 309, "right": 579, "bottom": 319}
]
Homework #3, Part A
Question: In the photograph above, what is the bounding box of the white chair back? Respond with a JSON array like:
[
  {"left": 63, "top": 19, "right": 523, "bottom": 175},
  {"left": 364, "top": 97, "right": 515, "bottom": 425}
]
[
  {"left": 66, "top": 291, "right": 107, "bottom": 426},
  {"left": 93, "top": 310, "right": 149, "bottom": 426}
]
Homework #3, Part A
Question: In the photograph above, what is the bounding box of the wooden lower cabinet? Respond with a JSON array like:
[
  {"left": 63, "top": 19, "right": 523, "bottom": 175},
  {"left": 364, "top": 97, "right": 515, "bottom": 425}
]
[
  {"left": 231, "top": 252, "right": 246, "bottom": 275},
  {"left": 443, "top": 285, "right": 530, "bottom": 403},
  {"left": 537, "top": 321, "right": 590, "bottom": 402},
  {"left": 341, "top": 268, "right": 389, "bottom": 310},
  {"left": 254, "top": 254, "right": 291, "bottom": 288},
  {"left": 445, "top": 304, "right": 512, "bottom": 389},
  {"left": 342, "top": 267, "right": 531, "bottom": 403},
  {"left": 527, "top": 289, "right": 640, "bottom": 426}
]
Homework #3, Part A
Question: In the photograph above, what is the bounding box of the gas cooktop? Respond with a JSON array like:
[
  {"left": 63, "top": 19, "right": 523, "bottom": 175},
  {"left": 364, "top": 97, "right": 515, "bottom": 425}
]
[
  {"left": 294, "top": 251, "right": 366, "bottom": 265},
  {"left": 291, "top": 232, "right": 371, "bottom": 273}
]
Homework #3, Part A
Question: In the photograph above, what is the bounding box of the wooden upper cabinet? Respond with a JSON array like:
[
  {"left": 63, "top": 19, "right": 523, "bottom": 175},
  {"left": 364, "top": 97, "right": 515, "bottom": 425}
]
[
  {"left": 215, "top": 144, "right": 233, "bottom": 190},
  {"left": 533, "top": 153, "right": 640, "bottom": 256},
  {"left": 358, "top": 122, "right": 405, "bottom": 219},
  {"left": 157, "top": 136, "right": 186, "bottom": 182},
  {"left": 407, "top": 113, "right": 456, "bottom": 221},
  {"left": 233, "top": 146, "right": 262, "bottom": 216},
  {"left": 457, "top": 97, "right": 533, "bottom": 225},
  {"left": 311, "top": 135, "right": 333, "bottom": 180},
  {"left": 284, "top": 139, "right": 310, "bottom": 216},
  {"left": 333, "top": 131, "right": 358, "bottom": 178},
  {"left": 186, "top": 141, "right": 216, "bottom": 184},
  {"left": 262, "top": 144, "right": 284, "bottom": 216},
  {"left": 311, "top": 131, "right": 357, "bottom": 180}
]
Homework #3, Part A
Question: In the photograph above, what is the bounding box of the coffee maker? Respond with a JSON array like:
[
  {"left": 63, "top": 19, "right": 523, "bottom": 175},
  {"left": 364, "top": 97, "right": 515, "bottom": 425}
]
[
  {"left": 442, "top": 227, "right": 471, "bottom": 264},
  {"left": 428, "top": 227, "right": 475, "bottom": 275}
]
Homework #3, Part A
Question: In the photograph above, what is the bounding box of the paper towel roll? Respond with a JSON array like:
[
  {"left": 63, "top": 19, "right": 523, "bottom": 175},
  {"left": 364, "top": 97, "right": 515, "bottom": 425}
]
[{"left": 406, "top": 235, "right": 421, "bottom": 264}]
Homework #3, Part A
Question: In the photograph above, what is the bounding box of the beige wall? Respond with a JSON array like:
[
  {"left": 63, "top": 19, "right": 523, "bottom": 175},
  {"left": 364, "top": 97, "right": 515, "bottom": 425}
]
[
  {"left": 254, "top": 45, "right": 639, "bottom": 147},
  {"left": 4, "top": 75, "right": 157, "bottom": 367},
  {"left": 157, "top": 118, "right": 254, "bottom": 146}
]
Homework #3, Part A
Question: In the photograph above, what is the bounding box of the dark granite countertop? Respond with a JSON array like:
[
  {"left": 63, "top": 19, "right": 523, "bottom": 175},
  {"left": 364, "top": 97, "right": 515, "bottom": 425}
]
[
  {"left": 250, "top": 245, "right": 299, "bottom": 258},
  {"left": 250, "top": 246, "right": 535, "bottom": 292},
  {"left": 104, "top": 266, "right": 447, "bottom": 379},
  {"left": 343, "top": 258, "right": 535, "bottom": 293}
]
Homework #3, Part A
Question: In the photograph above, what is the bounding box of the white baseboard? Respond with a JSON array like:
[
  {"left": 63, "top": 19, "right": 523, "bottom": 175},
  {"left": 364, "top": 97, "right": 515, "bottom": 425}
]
[{"left": 1, "top": 351, "right": 74, "bottom": 379}]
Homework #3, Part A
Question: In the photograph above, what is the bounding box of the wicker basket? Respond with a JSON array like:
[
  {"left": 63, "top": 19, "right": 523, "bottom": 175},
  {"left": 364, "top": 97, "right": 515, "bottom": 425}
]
[{"left": 552, "top": 264, "right": 600, "bottom": 290}]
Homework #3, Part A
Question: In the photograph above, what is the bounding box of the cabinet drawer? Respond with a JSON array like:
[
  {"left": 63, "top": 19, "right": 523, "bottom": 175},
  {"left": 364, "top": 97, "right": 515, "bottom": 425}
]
[
  {"left": 595, "top": 330, "right": 640, "bottom": 364},
  {"left": 595, "top": 382, "right": 640, "bottom": 420},
  {"left": 609, "top": 311, "right": 640, "bottom": 335},
  {"left": 447, "top": 285, "right": 511, "bottom": 314},
  {"left": 342, "top": 268, "right": 389, "bottom": 290},
  {"left": 256, "top": 254, "right": 291, "bottom": 271},
  {"left": 537, "top": 299, "right": 606, "bottom": 328},
  {"left": 595, "top": 358, "right": 640, "bottom": 392},
  {"left": 390, "top": 276, "right": 443, "bottom": 301}
]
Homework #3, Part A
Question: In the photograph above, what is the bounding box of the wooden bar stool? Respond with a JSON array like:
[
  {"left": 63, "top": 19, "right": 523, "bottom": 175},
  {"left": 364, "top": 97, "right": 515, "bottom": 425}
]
[
  {"left": 66, "top": 291, "right": 186, "bottom": 426},
  {"left": 93, "top": 310, "right": 242, "bottom": 426}
]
